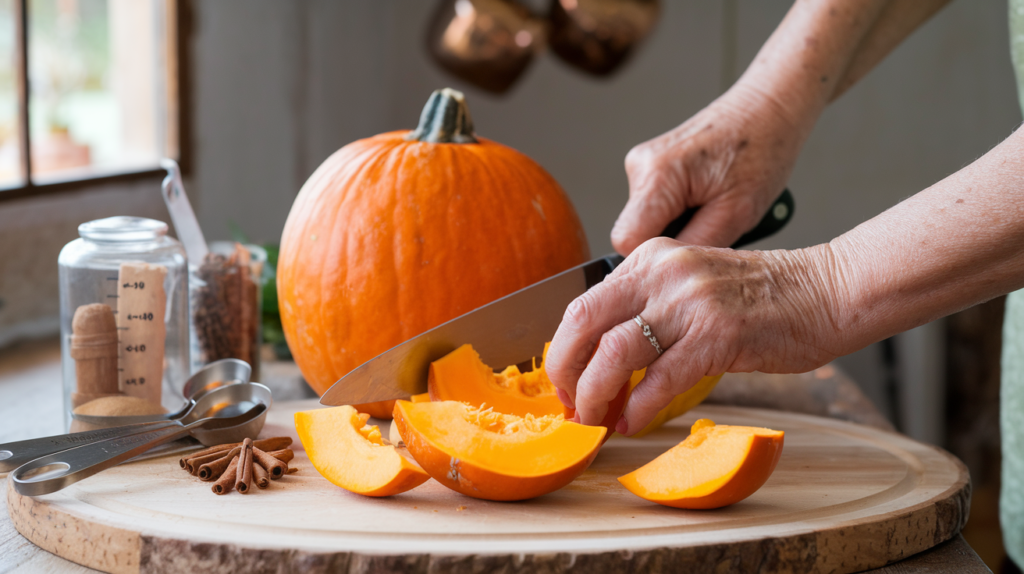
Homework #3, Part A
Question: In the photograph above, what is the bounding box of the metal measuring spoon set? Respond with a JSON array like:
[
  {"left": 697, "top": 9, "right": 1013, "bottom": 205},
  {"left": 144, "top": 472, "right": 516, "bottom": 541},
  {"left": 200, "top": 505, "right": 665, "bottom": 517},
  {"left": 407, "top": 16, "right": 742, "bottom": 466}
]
[{"left": 0, "top": 359, "right": 271, "bottom": 496}]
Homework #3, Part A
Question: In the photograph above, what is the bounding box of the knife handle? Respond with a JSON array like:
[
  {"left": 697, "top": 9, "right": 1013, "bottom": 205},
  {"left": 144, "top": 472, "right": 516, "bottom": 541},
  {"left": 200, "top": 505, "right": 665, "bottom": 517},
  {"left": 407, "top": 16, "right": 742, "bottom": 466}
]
[
  {"left": 660, "top": 188, "right": 794, "bottom": 247},
  {"left": 602, "top": 188, "right": 794, "bottom": 274}
]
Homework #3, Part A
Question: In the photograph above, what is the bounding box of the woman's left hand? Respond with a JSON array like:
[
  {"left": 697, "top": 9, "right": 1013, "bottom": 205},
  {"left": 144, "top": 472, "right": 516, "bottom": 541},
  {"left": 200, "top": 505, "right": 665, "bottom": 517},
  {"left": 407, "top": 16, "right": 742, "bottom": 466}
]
[{"left": 544, "top": 238, "right": 845, "bottom": 435}]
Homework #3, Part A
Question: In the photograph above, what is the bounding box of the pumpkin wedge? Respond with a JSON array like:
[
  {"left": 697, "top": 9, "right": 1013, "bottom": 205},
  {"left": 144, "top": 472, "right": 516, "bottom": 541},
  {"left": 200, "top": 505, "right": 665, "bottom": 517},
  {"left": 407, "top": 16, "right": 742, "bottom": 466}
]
[
  {"left": 295, "top": 405, "right": 430, "bottom": 497},
  {"left": 427, "top": 343, "right": 721, "bottom": 439},
  {"left": 428, "top": 344, "right": 563, "bottom": 417},
  {"left": 628, "top": 373, "right": 723, "bottom": 438},
  {"left": 429, "top": 343, "right": 633, "bottom": 443},
  {"left": 393, "top": 400, "right": 605, "bottom": 501},
  {"left": 619, "top": 419, "right": 784, "bottom": 509}
]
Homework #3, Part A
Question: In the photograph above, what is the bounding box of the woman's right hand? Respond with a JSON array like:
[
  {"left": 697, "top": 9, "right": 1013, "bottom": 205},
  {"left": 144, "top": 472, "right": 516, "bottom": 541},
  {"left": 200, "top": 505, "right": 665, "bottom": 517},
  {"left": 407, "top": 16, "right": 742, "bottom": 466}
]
[{"left": 611, "top": 84, "right": 811, "bottom": 254}]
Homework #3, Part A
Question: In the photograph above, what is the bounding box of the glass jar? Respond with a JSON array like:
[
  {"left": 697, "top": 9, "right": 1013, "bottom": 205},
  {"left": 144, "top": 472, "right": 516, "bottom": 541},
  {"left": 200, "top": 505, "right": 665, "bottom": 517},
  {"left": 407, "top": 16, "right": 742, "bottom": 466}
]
[
  {"left": 189, "top": 242, "right": 266, "bottom": 381},
  {"left": 58, "top": 216, "right": 189, "bottom": 430}
]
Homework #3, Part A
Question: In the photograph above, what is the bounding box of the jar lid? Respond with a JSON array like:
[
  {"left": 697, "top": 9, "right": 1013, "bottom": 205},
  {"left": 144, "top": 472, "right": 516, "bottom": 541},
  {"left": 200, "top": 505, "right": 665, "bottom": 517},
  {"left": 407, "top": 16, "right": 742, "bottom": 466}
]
[{"left": 79, "top": 217, "right": 169, "bottom": 243}]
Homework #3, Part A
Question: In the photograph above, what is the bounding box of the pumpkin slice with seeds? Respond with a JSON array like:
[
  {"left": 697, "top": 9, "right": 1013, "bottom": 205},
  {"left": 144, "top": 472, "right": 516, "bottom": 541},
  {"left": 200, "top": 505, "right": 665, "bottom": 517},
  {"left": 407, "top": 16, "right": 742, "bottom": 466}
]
[{"left": 393, "top": 400, "right": 605, "bottom": 501}]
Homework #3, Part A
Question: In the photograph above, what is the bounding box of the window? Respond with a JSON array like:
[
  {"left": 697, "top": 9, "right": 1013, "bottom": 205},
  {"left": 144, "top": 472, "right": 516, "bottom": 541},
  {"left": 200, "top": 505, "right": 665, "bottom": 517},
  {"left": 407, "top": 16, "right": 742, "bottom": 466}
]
[{"left": 0, "top": 0, "right": 179, "bottom": 198}]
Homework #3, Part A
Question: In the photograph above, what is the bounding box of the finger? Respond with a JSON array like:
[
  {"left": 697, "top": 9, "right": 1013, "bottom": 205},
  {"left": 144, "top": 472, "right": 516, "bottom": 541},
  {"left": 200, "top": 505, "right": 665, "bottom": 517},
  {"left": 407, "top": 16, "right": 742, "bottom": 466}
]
[
  {"left": 674, "top": 199, "right": 752, "bottom": 248},
  {"left": 619, "top": 344, "right": 705, "bottom": 436},
  {"left": 545, "top": 276, "right": 644, "bottom": 401},
  {"left": 611, "top": 191, "right": 684, "bottom": 256},
  {"left": 555, "top": 388, "right": 574, "bottom": 409},
  {"left": 573, "top": 319, "right": 661, "bottom": 426}
]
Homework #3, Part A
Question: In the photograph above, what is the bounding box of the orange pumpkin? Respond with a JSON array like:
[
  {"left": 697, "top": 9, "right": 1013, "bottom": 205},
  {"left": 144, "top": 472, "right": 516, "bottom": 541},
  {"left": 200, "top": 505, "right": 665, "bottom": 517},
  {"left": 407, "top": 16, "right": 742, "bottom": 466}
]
[{"left": 277, "top": 88, "right": 589, "bottom": 415}]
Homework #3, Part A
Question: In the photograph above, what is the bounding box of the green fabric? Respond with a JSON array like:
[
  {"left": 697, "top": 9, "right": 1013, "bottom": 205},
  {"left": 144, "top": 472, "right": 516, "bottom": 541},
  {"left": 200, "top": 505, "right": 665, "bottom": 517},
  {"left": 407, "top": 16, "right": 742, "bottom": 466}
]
[
  {"left": 1005, "top": 4, "right": 1024, "bottom": 565},
  {"left": 1003, "top": 290, "right": 1024, "bottom": 567},
  {"left": 1012, "top": 0, "right": 1024, "bottom": 114}
]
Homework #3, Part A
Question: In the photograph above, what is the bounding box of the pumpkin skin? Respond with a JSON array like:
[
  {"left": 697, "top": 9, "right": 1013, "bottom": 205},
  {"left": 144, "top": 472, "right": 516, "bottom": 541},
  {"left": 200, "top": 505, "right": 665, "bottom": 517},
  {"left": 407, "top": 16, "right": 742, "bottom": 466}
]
[
  {"left": 618, "top": 419, "right": 784, "bottom": 509},
  {"left": 278, "top": 89, "right": 590, "bottom": 409}
]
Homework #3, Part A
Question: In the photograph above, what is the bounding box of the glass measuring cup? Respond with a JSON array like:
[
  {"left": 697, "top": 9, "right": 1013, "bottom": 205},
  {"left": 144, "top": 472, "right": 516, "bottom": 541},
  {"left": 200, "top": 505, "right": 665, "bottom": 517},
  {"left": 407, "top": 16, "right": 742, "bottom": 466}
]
[{"left": 58, "top": 216, "right": 190, "bottom": 431}]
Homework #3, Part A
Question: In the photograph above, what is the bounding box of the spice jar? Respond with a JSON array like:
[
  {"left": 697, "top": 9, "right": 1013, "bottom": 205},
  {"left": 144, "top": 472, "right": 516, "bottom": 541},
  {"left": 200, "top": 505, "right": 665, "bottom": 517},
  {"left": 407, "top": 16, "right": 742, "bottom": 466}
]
[
  {"left": 58, "top": 217, "right": 190, "bottom": 430},
  {"left": 189, "top": 242, "right": 266, "bottom": 380}
]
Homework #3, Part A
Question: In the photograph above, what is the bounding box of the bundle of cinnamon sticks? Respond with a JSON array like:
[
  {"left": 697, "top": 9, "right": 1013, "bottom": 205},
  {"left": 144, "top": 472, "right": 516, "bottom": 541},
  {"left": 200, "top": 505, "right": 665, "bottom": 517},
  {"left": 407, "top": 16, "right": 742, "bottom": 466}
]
[{"left": 179, "top": 436, "right": 296, "bottom": 495}]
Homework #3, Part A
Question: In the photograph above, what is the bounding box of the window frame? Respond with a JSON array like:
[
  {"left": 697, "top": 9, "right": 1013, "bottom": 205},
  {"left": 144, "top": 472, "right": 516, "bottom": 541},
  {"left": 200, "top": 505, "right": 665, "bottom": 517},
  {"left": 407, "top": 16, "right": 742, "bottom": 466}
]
[{"left": 0, "top": 0, "right": 188, "bottom": 203}]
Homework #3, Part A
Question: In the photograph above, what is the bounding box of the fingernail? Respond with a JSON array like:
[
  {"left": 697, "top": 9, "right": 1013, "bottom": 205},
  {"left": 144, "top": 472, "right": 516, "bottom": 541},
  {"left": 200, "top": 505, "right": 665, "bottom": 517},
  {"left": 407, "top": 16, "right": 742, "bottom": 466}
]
[
  {"left": 615, "top": 416, "right": 628, "bottom": 435},
  {"left": 556, "top": 388, "right": 575, "bottom": 409}
]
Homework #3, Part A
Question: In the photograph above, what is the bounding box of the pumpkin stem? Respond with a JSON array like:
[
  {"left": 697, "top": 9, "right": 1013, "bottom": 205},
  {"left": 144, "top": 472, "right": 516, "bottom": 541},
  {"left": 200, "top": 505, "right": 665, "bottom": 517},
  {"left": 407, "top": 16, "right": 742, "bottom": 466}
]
[{"left": 405, "top": 88, "right": 478, "bottom": 144}]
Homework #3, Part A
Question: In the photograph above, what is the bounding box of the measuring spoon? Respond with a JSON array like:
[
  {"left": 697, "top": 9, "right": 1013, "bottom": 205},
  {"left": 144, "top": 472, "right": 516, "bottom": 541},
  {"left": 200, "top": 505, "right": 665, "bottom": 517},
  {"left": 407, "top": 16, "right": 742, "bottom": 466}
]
[
  {"left": 72, "top": 358, "right": 253, "bottom": 428},
  {"left": 0, "top": 380, "right": 269, "bottom": 474},
  {"left": 12, "top": 383, "right": 272, "bottom": 496}
]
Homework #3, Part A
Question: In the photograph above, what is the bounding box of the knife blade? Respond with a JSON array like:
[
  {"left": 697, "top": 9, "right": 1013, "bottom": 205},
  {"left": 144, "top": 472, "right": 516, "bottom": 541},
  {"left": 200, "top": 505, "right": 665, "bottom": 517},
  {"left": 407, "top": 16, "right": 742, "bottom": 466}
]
[{"left": 319, "top": 189, "right": 794, "bottom": 406}]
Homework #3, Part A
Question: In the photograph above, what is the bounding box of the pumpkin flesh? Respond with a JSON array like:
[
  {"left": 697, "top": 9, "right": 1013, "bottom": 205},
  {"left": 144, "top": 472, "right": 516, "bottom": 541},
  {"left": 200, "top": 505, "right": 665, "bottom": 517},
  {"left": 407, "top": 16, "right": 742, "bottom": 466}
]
[
  {"left": 393, "top": 400, "right": 605, "bottom": 501},
  {"left": 295, "top": 405, "right": 430, "bottom": 497},
  {"left": 618, "top": 419, "right": 784, "bottom": 509}
]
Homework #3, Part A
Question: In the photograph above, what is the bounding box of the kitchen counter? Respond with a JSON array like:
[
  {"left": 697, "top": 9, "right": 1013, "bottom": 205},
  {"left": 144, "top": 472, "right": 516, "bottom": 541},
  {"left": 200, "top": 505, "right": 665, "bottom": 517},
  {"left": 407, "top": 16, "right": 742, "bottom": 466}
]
[{"left": 0, "top": 338, "right": 989, "bottom": 573}]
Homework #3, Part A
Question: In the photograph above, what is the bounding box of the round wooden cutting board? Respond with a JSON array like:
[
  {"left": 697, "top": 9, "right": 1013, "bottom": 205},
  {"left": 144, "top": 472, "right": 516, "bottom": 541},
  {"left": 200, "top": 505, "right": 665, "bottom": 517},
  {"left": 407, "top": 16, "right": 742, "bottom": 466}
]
[{"left": 7, "top": 402, "right": 968, "bottom": 574}]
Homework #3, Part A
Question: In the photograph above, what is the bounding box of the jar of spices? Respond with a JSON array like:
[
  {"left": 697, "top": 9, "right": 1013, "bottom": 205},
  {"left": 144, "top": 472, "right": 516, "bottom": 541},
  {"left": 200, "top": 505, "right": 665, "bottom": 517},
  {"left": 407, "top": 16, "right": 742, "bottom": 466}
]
[
  {"left": 189, "top": 242, "right": 266, "bottom": 381},
  {"left": 58, "top": 217, "right": 190, "bottom": 431}
]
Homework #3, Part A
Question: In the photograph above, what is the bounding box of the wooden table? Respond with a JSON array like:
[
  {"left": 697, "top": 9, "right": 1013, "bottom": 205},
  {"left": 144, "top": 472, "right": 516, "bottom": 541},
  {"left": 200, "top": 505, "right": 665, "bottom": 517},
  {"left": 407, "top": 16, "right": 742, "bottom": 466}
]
[{"left": 0, "top": 339, "right": 990, "bottom": 573}]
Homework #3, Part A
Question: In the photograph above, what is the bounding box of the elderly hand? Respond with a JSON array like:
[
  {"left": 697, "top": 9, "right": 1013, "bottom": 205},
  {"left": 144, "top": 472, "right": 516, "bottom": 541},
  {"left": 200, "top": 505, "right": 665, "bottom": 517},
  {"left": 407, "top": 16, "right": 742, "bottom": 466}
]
[
  {"left": 611, "top": 86, "right": 806, "bottom": 253},
  {"left": 545, "top": 238, "right": 843, "bottom": 435}
]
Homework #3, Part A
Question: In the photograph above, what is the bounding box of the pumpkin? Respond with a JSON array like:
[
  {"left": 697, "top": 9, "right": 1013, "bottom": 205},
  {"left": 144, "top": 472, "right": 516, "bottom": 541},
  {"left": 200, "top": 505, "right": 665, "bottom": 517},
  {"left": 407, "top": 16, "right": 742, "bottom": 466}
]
[
  {"left": 427, "top": 343, "right": 722, "bottom": 439},
  {"left": 277, "top": 88, "right": 590, "bottom": 417},
  {"left": 294, "top": 405, "right": 430, "bottom": 497},
  {"left": 392, "top": 400, "right": 605, "bottom": 501},
  {"left": 618, "top": 419, "right": 784, "bottom": 509}
]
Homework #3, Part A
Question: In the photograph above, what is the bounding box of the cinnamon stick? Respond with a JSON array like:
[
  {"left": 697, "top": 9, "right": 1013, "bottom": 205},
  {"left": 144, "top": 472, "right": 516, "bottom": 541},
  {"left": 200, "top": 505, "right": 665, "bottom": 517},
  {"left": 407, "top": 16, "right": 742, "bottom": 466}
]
[
  {"left": 253, "top": 437, "right": 292, "bottom": 452},
  {"left": 253, "top": 460, "right": 270, "bottom": 489},
  {"left": 198, "top": 446, "right": 241, "bottom": 481},
  {"left": 252, "top": 446, "right": 288, "bottom": 479},
  {"left": 212, "top": 455, "right": 240, "bottom": 495},
  {"left": 266, "top": 449, "right": 294, "bottom": 463},
  {"left": 235, "top": 438, "right": 254, "bottom": 494},
  {"left": 181, "top": 443, "right": 234, "bottom": 470},
  {"left": 186, "top": 449, "right": 234, "bottom": 475},
  {"left": 180, "top": 437, "right": 292, "bottom": 470}
]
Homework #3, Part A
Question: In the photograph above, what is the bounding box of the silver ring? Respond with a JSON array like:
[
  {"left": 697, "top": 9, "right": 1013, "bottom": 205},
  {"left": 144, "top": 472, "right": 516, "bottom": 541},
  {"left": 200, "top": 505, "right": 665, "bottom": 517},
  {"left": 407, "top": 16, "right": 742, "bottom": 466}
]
[{"left": 633, "top": 315, "right": 664, "bottom": 355}]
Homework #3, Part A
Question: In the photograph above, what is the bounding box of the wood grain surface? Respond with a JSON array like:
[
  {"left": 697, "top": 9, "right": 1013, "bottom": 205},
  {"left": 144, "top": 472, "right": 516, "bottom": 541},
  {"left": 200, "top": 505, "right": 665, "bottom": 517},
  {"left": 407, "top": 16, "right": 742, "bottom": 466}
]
[{"left": 6, "top": 401, "right": 969, "bottom": 574}]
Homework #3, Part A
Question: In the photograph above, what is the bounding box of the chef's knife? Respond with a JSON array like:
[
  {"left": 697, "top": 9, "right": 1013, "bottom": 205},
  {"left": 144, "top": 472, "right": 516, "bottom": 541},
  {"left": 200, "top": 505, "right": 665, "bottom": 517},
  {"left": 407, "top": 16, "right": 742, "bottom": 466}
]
[{"left": 320, "top": 189, "right": 794, "bottom": 406}]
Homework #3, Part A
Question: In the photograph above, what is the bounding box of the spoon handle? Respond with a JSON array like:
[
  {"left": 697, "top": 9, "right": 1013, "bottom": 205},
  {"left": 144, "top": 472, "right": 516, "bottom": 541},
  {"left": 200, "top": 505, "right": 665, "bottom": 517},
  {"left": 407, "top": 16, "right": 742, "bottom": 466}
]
[
  {"left": 0, "top": 421, "right": 181, "bottom": 473},
  {"left": 11, "top": 422, "right": 189, "bottom": 496}
]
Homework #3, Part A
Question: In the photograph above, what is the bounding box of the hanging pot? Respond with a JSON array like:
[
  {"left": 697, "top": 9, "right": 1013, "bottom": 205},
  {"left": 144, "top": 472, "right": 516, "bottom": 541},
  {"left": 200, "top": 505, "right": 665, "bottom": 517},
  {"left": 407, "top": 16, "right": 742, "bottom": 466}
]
[
  {"left": 426, "top": 0, "right": 547, "bottom": 94},
  {"left": 548, "top": 0, "right": 659, "bottom": 76}
]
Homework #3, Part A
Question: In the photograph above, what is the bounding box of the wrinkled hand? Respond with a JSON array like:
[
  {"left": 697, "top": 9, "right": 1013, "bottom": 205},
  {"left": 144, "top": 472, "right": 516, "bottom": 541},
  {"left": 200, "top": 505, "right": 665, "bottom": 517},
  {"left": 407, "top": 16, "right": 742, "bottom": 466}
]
[
  {"left": 546, "top": 239, "right": 843, "bottom": 435},
  {"left": 611, "top": 86, "right": 806, "bottom": 254}
]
